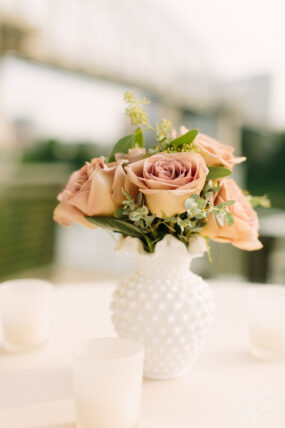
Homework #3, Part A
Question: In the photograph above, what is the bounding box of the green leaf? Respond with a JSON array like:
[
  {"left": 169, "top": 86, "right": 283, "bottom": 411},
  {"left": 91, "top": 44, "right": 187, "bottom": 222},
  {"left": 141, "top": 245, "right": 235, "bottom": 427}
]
[
  {"left": 225, "top": 212, "right": 234, "bottom": 226},
  {"left": 216, "top": 201, "right": 235, "bottom": 209},
  {"left": 224, "top": 200, "right": 235, "bottom": 206},
  {"left": 215, "top": 213, "right": 225, "bottom": 227},
  {"left": 107, "top": 134, "right": 135, "bottom": 163},
  {"left": 113, "top": 206, "right": 125, "bottom": 218},
  {"left": 86, "top": 216, "right": 144, "bottom": 238},
  {"left": 206, "top": 166, "right": 231, "bottom": 180},
  {"left": 133, "top": 127, "right": 144, "bottom": 148},
  {"left": 168, "top": 129, "right": 198, "bottom": 149},
  {"left": 197, "top": 198, "right": 207, "bottom": 209},
  {"left": 136, "top": 192, "right": 144, "bottom": 207}
]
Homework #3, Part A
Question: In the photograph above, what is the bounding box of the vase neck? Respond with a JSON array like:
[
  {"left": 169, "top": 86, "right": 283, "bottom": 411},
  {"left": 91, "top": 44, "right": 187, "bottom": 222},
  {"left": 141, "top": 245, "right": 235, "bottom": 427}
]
[{"left": 134, "top": 252, "right": 191, "bottom": 273}]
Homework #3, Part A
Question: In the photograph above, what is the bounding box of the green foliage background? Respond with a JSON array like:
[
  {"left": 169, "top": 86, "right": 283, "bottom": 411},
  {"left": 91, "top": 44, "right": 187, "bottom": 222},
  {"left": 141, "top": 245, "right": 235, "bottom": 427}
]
[{"left": 242, "top": 128, "right": 285, "bottom": 209}]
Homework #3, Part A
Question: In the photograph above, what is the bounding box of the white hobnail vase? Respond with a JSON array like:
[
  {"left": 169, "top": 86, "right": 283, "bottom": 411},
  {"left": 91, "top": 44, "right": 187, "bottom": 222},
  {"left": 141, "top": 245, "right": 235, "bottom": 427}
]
[{"left": 111, "top": 234, "right": 215, "bottom": 380}]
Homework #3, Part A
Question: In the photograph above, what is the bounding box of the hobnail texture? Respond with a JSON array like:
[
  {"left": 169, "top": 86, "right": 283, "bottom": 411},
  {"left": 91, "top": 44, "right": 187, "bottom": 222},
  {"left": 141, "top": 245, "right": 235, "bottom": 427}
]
[{"left": 111, "top": 235, "right": 215, "bottom": 380}]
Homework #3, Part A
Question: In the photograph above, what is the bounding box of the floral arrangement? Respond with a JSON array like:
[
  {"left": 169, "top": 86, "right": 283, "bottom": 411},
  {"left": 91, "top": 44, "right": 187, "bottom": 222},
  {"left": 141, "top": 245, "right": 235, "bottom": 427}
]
[{"left": 53, "top": 91, "right": 269, "bottom": 254}]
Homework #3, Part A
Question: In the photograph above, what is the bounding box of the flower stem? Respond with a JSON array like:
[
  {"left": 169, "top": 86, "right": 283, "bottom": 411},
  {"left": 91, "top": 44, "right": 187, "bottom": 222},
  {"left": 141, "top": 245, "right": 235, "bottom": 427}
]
[{"left": 144, "top": 235, "right": 154, "bottom": 253}]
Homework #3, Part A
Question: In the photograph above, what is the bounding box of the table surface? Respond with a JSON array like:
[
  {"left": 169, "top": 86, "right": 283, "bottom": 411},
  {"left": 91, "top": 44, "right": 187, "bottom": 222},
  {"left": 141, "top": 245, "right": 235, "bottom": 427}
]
[{"left": 0, "top": 281, "right": 284, "bottom": 428}]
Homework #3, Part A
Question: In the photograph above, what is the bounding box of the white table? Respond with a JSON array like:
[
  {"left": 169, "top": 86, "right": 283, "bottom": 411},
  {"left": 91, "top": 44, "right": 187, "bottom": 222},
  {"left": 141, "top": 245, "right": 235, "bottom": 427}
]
[{"left": 0, "top": 281, "right": 285, "bottom": 428}]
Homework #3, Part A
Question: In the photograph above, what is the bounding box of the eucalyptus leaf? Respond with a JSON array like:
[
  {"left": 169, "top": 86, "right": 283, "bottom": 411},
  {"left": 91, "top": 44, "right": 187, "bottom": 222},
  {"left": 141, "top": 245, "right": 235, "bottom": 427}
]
[
  {"left": 215, "top": 213, "right": 225, "bottom": 227},
  {"left": 137, "top": 192, "right": 144, "bottom": 207},
  {"left": 206, "top": 166, "right": 231, "bottom": 180},
  {"left": 197, "top": 198, "right": 207, "bottom": 209},
  {"left": 107, "top": 134, "right": 135, "bottom": 163},
  {"left": 168, "top": 129, "right": 198, "bottom": 149},
  {"left": 225, "top": 212, "right": 234, "bottom": 226},
  {"left": 113, "top": 206, "right": 125, "bottom": 218},
  {"left": 87, "top": 216, "right": 144, "bottom": 238},
  {"left": 225, "top": 200, "right": 235, "bottom": 206}
]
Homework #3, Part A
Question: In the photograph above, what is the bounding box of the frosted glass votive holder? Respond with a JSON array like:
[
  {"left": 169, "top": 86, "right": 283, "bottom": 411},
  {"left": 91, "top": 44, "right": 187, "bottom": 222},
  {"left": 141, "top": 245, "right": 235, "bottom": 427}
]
[
  {"left": 72, "top": 337, "right": 144, "bottom": 428},
  {"left": 248, "top": 285, "right": 285, "bottom": 360},
  {"left": 0, "top": 279, "right": 52, "bottom": 352}
]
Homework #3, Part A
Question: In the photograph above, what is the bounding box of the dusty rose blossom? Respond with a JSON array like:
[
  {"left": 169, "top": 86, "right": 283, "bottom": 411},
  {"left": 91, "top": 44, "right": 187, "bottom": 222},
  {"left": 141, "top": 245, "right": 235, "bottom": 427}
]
[
  {"left": 201, "top": 179, "right": 262, "bottom": 251},
  {"left": 53, "top": 156, "right": 136, "bottom": 226},
  {"left": 53, "top": 202, "right": 97, "bottom": 228},
  {"left": 125, "top": 152, "right": 208, "bottom": 217},
  {"left": 115, "top": 147, "right": 146, "bottom": 163},
  {"left": 108, "top": 160, "right": 139, "bottom": 208},
  {"left": 177, "top": 126, "right": 245, "bottom": 169}
]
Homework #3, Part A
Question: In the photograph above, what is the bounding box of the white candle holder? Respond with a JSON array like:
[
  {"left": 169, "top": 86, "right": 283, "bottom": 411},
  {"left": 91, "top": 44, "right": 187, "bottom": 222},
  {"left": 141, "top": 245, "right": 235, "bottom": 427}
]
[
  {"left": 248, "top": 285, "right": 285, "bottom": 360},
  {"left": 72, "top": 337, "right": 144, "bottom": 428},
  {"left": 0, "top": 279, "right": 52, "bottom": 352}
]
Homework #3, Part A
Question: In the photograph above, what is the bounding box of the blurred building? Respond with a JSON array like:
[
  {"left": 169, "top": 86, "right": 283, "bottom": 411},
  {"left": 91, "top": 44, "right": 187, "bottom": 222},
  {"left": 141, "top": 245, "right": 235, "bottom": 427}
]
[{"left": 0, "top": 0, "right": 284, "bottom": 283}]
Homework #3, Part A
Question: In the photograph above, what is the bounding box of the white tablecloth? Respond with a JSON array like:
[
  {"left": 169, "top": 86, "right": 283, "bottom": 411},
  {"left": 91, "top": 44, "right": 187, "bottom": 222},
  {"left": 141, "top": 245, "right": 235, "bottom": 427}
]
[{"left": 0, "top": 281, "right": 284, "bottom": 428}]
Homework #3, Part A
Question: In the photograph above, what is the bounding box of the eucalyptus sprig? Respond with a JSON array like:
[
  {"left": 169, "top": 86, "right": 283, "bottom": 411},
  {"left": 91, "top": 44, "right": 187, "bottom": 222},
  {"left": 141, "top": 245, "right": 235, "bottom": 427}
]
[
  {"left": 89, "top": 183, "right": 236, "bottom": 254},
  {"left": 113, "top": 190, "right": 212, "bottom": 251},
  {"left": 185, "top": 190, "right": 235, "bottom": 228},
  {"left": 246, "top": 194, "right": 271, "bottom": 208},
  {"left": 213, "top": 201, "right": 235, "bottom": 226},
  {"left": 115, "top": 190, "right": 156, "bottom": 232},
  {"left": 201, "top": 178, "right": 235, "bottom": 226}
]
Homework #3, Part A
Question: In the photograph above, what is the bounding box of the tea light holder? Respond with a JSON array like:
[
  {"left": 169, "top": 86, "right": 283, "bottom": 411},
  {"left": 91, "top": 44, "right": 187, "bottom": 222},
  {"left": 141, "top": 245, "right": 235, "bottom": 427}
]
[
  {"left": 0, "top": 279, "right": 52, "bottom": 352},
  {"left": 248, "top": 285, "right": 285, "bottom": 360},
  {"left": 72, "top": 337, "right": 144, "bottom": 428}
]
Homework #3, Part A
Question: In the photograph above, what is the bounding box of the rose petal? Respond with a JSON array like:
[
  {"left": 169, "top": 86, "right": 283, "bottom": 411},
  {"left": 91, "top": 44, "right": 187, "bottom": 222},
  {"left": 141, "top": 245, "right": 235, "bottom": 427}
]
[
  {"left": 126, "top": 152, "right": 208, "bottom": 217},
  {"left": 53, "top": 202, "right": 96, "bottom": 228},
  {"left": 201, "top": 179, "right": 262, "bottom": 251}
]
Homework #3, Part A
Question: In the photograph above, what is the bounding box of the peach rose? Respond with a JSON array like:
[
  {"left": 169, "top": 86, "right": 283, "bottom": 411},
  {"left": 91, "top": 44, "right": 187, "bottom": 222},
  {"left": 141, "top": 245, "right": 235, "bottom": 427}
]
[
  {"left": 53, "top": 156, "right": 136, "bottom": 226},
  {"left": 201, "top": 179, "right": 262, "bottom": 251},
  {"left": 53, "top": 202, "right": 97, "bottom": 228},
  {"left": 178, "top": 126, "right": 245, "bottom": 169},
  {"left": 115, "top": 147, "right": 146, "bottom": 163},
  {"left": 125, "top": 152, "right": 208, "bottom": 217}
]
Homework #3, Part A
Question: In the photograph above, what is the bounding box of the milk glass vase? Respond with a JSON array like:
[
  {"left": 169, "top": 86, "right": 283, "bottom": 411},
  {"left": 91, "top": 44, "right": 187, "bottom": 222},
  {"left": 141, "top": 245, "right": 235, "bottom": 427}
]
[{"left": 111, "top": 234, "right": 215, "bottom": 380}]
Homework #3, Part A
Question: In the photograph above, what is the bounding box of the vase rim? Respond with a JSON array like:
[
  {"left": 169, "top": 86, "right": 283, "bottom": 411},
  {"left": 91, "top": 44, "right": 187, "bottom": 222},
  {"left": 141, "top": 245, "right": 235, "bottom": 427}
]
[{"left": 115, "top": 234, "right": 207, "bottom": 259}]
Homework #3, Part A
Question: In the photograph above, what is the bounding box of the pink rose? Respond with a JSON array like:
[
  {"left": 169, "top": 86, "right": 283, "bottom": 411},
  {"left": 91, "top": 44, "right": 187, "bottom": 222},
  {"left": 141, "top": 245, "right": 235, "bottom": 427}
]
[
  {"left": 53, "top": 202, "right": 97, "bottom": 228},
  {"left": 178, "top": 126, "right": 245, "bottom": 169},
  {"left": 53, "top": 156, "right": 135, "bottom": 226},
  {"left": 201, "top": 179, "right": 262, "bottom": 250},
  {"left": 115, "top": 147, "right": 146, "bottom": 163},
  {"left": 125, "top": 152, "right": 208, "bottom": 217}
]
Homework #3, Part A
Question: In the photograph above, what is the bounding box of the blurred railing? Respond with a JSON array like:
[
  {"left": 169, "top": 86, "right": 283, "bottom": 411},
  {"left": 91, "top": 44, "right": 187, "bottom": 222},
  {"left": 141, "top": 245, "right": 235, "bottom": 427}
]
[{"left": 0, "top": 163, "right": 69, "bottom": 281}]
